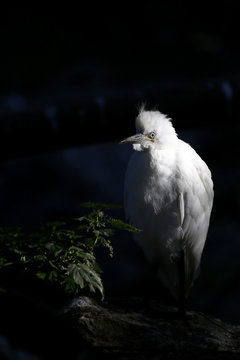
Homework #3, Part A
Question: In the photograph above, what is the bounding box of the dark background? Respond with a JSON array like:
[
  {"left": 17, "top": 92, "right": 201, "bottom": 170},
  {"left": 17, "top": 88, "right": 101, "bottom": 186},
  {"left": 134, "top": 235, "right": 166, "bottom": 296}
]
[{"left": 0, "top": 3, "right": 240, "bottom": 359}]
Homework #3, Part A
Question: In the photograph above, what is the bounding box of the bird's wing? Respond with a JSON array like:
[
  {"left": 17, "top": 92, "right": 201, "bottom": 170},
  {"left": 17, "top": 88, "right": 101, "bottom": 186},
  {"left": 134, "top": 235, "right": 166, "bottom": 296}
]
[{"left": 178, "top": 143, "right": 214, "bottom": 294}]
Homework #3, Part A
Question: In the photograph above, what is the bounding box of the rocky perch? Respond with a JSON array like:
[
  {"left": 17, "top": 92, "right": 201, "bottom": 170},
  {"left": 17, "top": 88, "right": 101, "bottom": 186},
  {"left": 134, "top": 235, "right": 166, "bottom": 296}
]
[{"left": 62, "top": 296, "right": 240, "bottom": 359}]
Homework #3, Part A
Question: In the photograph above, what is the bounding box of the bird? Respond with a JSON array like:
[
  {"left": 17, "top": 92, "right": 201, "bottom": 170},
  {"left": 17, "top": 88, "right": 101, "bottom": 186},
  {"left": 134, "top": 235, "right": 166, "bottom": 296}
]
[{"left": 120, "top": 108, "right": 214, "bottom": 315}]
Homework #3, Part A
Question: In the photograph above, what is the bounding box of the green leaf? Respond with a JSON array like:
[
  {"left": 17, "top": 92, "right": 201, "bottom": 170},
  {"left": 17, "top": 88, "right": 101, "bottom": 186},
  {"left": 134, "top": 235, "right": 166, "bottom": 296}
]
[
  {"left": 102, "top": 228, "right": 114, "bottom": 237},
  {"left": 78, "top": 263, "right": 98, "bottom": 282},
  {"left": 66, "top": 262, "right": 104, "bottom": 298},
  {"left": 80, "top": 202, "right": 96, "bottom": 208},
  {"left": 87, "top": 277, "right": 104, "bottom": 299},
  {"left": 42, "top": 221, "right": 66, "bottom": 231},
  {"left": 48, "top": 270, "right": 58, "bottom": 282},
  {"left": 20, "top": 255, "right": 26, "bottom": 263},
  {"left": 36, "top": 271, "right": 47, "bottom": 280},
  {"left": 76, "top": 216, "right": 88, "bottom": 222},
  {"left": 81, "top": 237, "right": 94, "bottom": 244},
  {"left": 33, "top": 254, "right": 47, "bottom": 262},
  {"left": 45, "top": 242, "right": 62, "bottom": 257},
  {"left": 45, "top": 242, "right": 56, "bottom": 251},
  {"left": 93, "top": 262, "right": 103, "bottom": 273},
  {"left": 62, "top": 276, "right": 77, "bottom": 294},
  {"left": 49, "top": 260, "right": 59, "bottom": 270},
  {"left": 67, "top": 263, "right": 84, "bottom": 288},
  {"left": 0, "top": 201, "right": 138, "bottom": 300},
  {"left": 75, "top": 224, "right": 87, "bottom": 231},
  {"left": 93, "top": 230, "right": 100, "bottom": 238},
  {"left": 67, "top": 246, "right": 95, "bottom": 262},
  {"left": 111, "top": 219, "right": 141, "bottom": 232},
  {"left": 79, "top": 263, "right": 104, "bottom": 294},
  {"left": 0, "top": 256, "right": 14, "bottom": 268},
  {"left": 0, "top": 258, "right": 7, "bottom": 267}
]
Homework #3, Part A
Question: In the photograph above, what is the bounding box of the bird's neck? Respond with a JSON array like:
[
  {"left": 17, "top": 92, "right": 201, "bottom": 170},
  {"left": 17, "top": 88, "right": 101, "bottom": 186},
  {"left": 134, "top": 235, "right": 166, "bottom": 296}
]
[
  {"left": 147, "top": 145, "right": 178, "bottom": 172},
  {"left": 134, "top": 142, "right": 177, "bottom": 153}
]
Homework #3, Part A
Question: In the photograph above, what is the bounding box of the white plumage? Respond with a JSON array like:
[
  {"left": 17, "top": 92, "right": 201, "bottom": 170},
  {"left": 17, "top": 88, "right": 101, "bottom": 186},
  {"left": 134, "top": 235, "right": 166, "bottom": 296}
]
[{"left": 121, "top": 109, "right": 214, "bottom": 306}]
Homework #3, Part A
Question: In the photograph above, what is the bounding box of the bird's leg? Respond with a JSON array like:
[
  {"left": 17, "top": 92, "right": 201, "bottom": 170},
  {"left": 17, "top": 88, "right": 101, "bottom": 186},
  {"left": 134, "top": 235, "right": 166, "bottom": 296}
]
[{"left": 178, "top": 249, "right": 186, "bottom": 318}]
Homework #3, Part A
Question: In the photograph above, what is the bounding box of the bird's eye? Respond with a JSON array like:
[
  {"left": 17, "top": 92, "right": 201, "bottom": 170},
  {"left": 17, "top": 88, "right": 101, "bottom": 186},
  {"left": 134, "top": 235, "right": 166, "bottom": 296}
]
[{"left": 148, "top": 131, "right": 156, "bottom": 140}]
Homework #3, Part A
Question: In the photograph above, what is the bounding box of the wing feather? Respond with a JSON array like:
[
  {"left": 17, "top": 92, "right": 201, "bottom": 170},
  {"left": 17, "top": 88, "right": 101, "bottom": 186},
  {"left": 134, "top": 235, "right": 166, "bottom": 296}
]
[{"left": 179, "top": 142, "right": 214, "bottom": 296}]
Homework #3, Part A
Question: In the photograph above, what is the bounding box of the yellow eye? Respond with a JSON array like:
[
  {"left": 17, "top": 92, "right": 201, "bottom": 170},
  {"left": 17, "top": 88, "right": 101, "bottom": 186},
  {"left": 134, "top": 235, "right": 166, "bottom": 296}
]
[{"left": 148, "top": 131, "right": 156, "bottom": 140}]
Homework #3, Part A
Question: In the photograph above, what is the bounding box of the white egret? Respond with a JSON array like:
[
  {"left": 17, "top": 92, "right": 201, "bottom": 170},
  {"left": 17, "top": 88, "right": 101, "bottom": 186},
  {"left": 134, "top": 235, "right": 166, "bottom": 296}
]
[{"left": 120, "top": 108, "right": 214, "bottom": 315}]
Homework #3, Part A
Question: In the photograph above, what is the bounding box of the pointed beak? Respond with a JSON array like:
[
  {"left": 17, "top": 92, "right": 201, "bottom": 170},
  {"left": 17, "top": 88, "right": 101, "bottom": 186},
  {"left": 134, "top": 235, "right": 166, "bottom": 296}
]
[{"left": 120, "top": 133, "right": 147, "bottom": 145}]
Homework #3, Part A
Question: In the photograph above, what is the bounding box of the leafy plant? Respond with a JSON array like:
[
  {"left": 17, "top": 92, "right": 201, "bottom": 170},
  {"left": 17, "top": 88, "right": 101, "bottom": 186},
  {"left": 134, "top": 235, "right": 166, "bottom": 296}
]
[{"left": 0, "top": 203, "right": 139, "bottom": 299}]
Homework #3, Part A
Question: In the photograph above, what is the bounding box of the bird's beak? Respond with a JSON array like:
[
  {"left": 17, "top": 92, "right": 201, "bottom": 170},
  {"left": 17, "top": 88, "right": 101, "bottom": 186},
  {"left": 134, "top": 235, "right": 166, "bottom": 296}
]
[{"left": 120, "top": 133, "right": 147, "bottom": 145}]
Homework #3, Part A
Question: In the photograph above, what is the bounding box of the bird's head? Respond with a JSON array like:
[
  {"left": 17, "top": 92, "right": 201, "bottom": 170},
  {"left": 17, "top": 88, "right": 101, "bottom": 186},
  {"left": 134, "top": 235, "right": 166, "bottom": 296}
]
[{"left": 120, "top": 109, "right": 178, "bottom": 150}]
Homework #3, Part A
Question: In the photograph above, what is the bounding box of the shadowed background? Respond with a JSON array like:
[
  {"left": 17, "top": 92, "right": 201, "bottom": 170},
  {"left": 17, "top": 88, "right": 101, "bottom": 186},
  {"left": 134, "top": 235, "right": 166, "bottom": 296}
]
[{"left": 0, "top": 3, "right": 240, "bottom": 350}]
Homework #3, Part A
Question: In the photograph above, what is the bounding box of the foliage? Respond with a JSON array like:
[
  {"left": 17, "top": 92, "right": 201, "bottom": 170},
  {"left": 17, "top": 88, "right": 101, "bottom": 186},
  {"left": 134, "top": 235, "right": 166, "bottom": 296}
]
[{"left": 0, "top": 203, "right": 139, "bottom": 299}]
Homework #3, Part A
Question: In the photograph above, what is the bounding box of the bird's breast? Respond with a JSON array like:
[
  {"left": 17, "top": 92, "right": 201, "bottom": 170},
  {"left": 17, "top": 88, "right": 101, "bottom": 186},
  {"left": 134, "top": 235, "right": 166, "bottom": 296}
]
[
  {"left": 125, "top": 149, "right": 180, "bottom": 223},
  {"left": 144, "top": 149, "right": 179, "bottom": 210},
  {"left": 125, "top": 149, "right": 183, "bottom": 264}
]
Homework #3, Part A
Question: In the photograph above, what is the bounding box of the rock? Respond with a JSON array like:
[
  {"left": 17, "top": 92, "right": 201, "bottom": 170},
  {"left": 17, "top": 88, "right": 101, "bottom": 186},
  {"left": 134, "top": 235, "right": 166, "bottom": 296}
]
[{"left": 62, "top": 296, "right": 240, "bottom": 359}]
